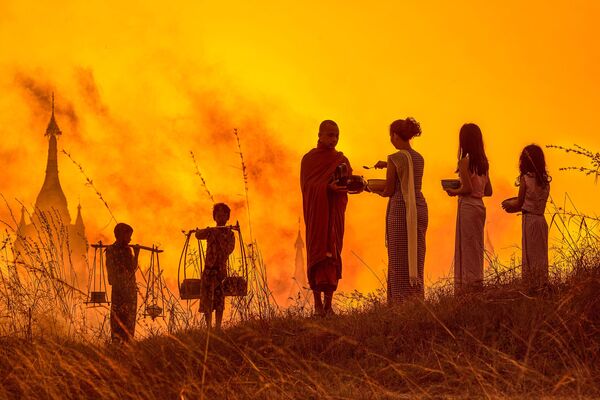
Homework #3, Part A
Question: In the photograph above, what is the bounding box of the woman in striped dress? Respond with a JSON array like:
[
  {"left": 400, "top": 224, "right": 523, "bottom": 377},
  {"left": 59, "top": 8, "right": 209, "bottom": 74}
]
[{"left": 373, "top": 118, "right": 428, "bottom": 304}]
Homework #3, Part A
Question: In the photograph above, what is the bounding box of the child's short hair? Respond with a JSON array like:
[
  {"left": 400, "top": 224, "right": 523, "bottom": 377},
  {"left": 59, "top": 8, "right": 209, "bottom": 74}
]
[
  {"left": 213, "top": 203, "right": 231, "bottom": 219},
  {"left": 114, "top": 222, "right": 133, "bottom": 239}
]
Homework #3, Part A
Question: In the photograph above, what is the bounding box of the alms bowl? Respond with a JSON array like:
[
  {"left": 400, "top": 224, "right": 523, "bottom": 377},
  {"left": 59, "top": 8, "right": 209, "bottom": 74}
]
[
  {"left": 346, "top": 175, "right": 367, "bottom": 194},
  {"left": 367, "top": 179, "right": 386, "bottom": 193},
  {"left": 501, "top": 197, "right": 520, "bottom": 213},
  {"left": 441, "top": 179, "right": 461, "bottom": 190}
]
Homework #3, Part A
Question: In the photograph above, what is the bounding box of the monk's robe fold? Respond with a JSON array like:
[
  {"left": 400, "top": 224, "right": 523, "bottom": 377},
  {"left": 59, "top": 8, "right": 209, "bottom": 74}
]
[{"left": 300, "top": 145, "right": 351, "bottom": 290}]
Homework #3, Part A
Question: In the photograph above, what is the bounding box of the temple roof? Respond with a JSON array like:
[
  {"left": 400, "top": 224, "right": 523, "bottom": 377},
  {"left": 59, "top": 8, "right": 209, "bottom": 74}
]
[
  {"left": 35, "top": 95, "right": 70, "bottom": 224},
  {"left": 45, "top": 93, "right": 62, "bottom": 137},
  {"left": 295, "top": 229, "right": 304, "bottom": 248}
]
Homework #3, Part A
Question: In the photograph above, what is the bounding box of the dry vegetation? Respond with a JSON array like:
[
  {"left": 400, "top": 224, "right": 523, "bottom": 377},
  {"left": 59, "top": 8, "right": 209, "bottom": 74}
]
[
  {"left": 0, "top": 260, "right": 598, "bottom": 399},
  {"left": 1, "top": 202, "right": 599, "bottom": 399}
]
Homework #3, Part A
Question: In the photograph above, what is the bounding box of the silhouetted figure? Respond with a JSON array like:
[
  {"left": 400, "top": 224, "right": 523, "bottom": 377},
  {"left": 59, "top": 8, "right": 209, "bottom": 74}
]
[
  {"left": 502, "top": 144, "right": 551, "bottom": 291},
  {"left": 300, "top": 120, "right": 351, "bottom": 316},
  {"left": 446, "top": 123, "right": 493, "bottom": 293},
  {"left": 372, "top": 118, "right": 428, "bottom": 303},
  {"left": 106, "top": 223, "right": 140, "bottom": 343},
  {"left": 194, "top": 203, "right": 235, "bottom": 330}
]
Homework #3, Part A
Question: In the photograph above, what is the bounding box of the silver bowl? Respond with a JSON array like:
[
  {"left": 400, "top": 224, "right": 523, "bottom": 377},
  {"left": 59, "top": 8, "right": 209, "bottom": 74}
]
[{"left": 367, "top": 179, "right": 386, "bottom": 193}]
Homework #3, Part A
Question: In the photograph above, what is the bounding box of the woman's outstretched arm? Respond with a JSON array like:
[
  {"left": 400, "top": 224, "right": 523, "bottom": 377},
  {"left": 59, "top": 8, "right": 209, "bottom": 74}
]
[
  {"left": 446, "top": 158, "right": 472, "bottom": 196},
  {"left": 380, "top": 156, "right": 397, "bottom": 197}
]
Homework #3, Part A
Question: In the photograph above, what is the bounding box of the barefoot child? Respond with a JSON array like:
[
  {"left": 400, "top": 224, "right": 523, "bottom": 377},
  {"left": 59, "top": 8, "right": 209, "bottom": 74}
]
[
  {"left": 194, "top": 203, "right": 236, "bottom": 330},
  {"left": 502, "top": 144, "right": 551, "bottom": 290}
]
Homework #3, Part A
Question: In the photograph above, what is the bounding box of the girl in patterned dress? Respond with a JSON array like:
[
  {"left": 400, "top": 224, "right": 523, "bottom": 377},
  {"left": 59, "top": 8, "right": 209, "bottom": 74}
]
[
  {"left": 445, "top": 123, "right": 493, "bottom": 293},
  {"left": 502, "top": 144, "right": 551, "bottom": 291},
  {"left": 373, "top": 118, "right": 428, "bottom": 304}
]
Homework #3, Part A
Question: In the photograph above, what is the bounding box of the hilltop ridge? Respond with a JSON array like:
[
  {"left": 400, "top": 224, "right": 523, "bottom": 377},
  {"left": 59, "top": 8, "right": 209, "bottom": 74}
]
[{"left": 1, "top": 268, "right": 599, "bottom": 399}]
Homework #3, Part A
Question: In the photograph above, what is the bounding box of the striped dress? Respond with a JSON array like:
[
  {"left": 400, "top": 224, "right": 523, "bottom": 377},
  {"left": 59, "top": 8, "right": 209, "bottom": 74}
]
[
  {"left": 386, "top": 149, "right": 428, "bottom": 303},
  {"left": 454, "top": 170, "right": 488, "bottom": 293}
]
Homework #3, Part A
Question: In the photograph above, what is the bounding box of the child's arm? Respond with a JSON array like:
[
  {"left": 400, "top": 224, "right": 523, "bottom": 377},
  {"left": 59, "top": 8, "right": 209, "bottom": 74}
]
[
  {"left": 484, "top": 174, "right": 493, "bottom": 197},
  {"left": 446, "top": 158, "right": 472, "bottom": 196},
  {"left": 225, "top": 231, "right": 236, "bottom": 255},
  {"left": 515, "top": 176, "right": 526, "bottom": 209},
  {"left": 502, "top": 176, "right": 526, "bottom": 213},
  {"left": 132, "top": 245, "right": 141, "bottom": 270},
  {"left": 195, "top": 228, "right": 209, "bottom": 240}
]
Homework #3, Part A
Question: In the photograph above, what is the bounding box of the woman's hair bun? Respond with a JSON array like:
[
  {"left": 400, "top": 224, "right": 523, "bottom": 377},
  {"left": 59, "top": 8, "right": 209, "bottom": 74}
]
[{"left": 405, "top": 117, "right": 422, "bottom": 138}]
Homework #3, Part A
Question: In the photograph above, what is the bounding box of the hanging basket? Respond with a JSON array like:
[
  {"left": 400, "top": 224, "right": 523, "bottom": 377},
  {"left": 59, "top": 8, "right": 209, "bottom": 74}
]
[
  {"left": 222, "top": 276, "right": 247, "bottom": 297},
  {"left": 179, "top": 222, "right": 249, "bottom": 300},
  {"left": 145, "top": 304, "right": 163, "bottom": 320},
  {"left": 87, "top": 291, "right": 109, "bottom": 304},
  {"left": 140, "top": 245, "right": 167, "bottom": 320},
  {"left": 178, "top": 232, "right": 205, "bottom": 300},
  {"left": 224, "top": 222, "right": 249, "bottom": 297},
  {"left": 86, "top": 243, "right": 111, "bottom": 307},
  {"left": 180, "top": 278, "right": 202, "bottom": 299}
]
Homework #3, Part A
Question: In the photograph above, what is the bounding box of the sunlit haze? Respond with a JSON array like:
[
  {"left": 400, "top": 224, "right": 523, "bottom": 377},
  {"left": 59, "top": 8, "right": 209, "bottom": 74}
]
[{"left": 1, "top": 1, "right": 598, "bottom": 302}]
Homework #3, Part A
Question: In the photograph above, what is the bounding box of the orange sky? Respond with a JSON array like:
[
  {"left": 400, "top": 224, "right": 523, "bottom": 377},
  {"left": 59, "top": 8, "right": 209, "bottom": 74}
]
[{"left": 0, "top": 1, "right": 599, "bottom": 302}]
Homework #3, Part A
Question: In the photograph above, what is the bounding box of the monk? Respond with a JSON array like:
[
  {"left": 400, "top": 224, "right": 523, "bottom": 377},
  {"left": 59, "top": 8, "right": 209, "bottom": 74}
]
[{"left": 300, "top": 120, "right": 351, "bottom": 316}]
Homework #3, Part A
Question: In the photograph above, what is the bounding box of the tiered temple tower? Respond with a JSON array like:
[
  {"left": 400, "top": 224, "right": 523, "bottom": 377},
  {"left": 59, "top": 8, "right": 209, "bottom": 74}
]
[
  {"left": 13, "top": 96, "right": 88, "bottom": 278},
  {"left": 288, "top": 222, "right": 309, "bottom": 305}
]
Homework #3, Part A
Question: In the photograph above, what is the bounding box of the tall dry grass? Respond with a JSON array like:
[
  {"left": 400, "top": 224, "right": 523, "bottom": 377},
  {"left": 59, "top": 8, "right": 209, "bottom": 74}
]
[
  {"left": 1, "top": 258, "right": 598, "bottom": 399},
  {"left": 1, "top": 203, "right": 598, "bottom": 399}
]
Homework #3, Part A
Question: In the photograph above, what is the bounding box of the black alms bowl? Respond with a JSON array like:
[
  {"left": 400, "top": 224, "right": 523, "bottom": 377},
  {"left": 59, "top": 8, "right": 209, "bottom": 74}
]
[
  {"left": 502, "top": 197, "right": 520, "bottom": 213},
  {"left": 441, "top": 179, "right": 461, "bottom": 190}
]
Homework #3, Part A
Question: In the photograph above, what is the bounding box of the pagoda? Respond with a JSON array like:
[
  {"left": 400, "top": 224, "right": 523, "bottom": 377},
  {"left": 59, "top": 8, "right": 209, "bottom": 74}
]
[{"left": 14, "top": 95, "right": 88, "bottom": 278}]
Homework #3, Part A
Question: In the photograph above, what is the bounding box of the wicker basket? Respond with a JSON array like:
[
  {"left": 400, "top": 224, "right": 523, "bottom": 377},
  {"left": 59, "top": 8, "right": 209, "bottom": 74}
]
[
  {"left": 180, "top": 278, "right": 202, "bottom": 300},
  {"left": 88, "top": 291, "right": 108, "bottom": 304},
  {"left": 222, "top": 276, "right": 248, "bottom": 297},
  {"left": 146, "top": 304, "right": 163, "bottom": 319}
]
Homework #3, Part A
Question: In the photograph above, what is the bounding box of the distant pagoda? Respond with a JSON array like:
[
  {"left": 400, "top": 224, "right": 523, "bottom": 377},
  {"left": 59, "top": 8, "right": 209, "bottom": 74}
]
[
  {"left": 14, "top": 95, "right": 88, "bottom": 276},
  {"left": 288, "top": 223, "right": 310, "bottom": 305}
]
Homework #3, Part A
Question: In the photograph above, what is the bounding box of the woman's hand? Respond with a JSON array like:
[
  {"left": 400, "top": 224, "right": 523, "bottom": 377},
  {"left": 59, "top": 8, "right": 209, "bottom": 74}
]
[
  {"left": 374, "top": 160, "right": 388, "bottom": 169},
  {"left": 328, "top": 181, "right": 348, "bottom": 193},
  {"left": 446, "top": 188, "right": 458, "bottom": 197}
]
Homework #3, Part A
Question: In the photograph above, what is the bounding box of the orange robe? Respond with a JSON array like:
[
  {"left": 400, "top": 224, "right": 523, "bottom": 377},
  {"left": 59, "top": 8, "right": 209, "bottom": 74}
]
[{"left": 300, "top": 144, "right": 351, "bottom": 291}]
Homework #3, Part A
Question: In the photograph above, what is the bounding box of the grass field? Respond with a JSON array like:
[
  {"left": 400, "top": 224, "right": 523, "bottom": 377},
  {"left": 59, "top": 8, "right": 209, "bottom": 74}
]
[{"left": 1, "top": 263, "right": 598, "bottom": 399}]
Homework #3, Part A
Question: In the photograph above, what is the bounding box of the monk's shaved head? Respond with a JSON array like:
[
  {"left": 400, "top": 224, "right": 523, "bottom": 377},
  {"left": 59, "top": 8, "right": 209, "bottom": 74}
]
[
  {"left": 317, "top": 120, "right": 339, "bottom": 149},
  {"left": 319, "top": 120, "right": 338, "bottom": 133}
]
